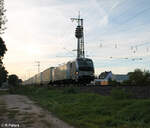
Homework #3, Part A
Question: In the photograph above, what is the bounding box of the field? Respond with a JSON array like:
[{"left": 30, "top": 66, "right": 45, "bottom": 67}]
[{"left": 11, "top": 86, "right": 150, "bottom": 128}]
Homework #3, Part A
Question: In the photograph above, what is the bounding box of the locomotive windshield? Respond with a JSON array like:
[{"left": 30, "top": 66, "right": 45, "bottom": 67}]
[{"left": 77, "top": 59, "right": 94, "bottom": 71}]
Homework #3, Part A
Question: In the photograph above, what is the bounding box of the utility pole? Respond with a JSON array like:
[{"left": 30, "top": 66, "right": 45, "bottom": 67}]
[
  {"left": 35, "top": 61, "right": 42, "bottom": 83},
  {"left": 71, "top": 12, "right": 85, "bottom": 58},
  {"left": 35, "top": 61, "right": 40, "bottom": 74}
]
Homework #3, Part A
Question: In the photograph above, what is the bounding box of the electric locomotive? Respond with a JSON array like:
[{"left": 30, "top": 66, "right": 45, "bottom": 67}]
[
  {"left": 70, "top": 58, "right": 94, "bottom": 83},
  {"left": 52, "top": 57, "right": 94, "bottom": 84}
]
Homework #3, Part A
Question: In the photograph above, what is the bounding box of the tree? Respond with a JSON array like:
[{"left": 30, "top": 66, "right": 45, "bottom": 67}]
[
  {"left": 0, "top": 0, "right": 7, "bottom": 86},
  {"left": 0, "top": 0, "right": 7, "bottom": 61},
  {"left": 0, "top": 37, "right": 7, "bottom": 86},
  {"left": 0, "top": 0, "right": 7, "bottom": 34},
  {"left": 8, "top": 74, "right": 20, "bottom": 87},
  {"left": 0, "top": 37, "right": 7, "bottom": 61},
  {"left": 0, "top": 65, "right": 8, "bottom": 86},
  {"left": 127, "top": 69, "right": 150, "bottom": 86}
]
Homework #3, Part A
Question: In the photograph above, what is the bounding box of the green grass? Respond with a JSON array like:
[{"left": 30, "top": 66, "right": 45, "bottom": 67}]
[{"left": 12, "top": 86, "right": 150, "bottom": 128}]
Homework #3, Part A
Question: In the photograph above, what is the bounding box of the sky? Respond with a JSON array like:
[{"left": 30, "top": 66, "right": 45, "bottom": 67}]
[{"left": 2, "top": 0, "right": 150, "bottom": 80}]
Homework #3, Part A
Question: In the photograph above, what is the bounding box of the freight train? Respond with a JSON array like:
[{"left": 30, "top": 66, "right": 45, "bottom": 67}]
[{"left": 23, "top": 58, "right": 94, "bottom": 85}]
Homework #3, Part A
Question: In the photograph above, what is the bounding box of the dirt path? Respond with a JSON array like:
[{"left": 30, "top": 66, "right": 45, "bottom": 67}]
[{"left": 0, "top": 94, "right": 75, "bottom": 128}]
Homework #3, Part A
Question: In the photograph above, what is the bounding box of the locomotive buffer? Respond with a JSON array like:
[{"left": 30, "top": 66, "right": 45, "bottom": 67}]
[{"left": 71, "top": 13, "right": 85, "bottom": 59}]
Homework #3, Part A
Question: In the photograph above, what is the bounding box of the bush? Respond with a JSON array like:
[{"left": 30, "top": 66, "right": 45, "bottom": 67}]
[
  {"left": 127, "top": 69, "right": 150, "bottom": 86},
  {"left": 8, "top": 74, "right": 19, "bottom": 87}
]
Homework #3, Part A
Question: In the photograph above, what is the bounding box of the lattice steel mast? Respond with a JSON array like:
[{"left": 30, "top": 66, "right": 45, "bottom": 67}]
[{"left": 71, "top": 12, "right": 85, "bottom": 58}]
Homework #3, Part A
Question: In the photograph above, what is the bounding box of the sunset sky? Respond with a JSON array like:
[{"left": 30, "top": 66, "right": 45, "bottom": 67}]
[{"left": 2, "top": 0, "right": 150, "bottom": 80}]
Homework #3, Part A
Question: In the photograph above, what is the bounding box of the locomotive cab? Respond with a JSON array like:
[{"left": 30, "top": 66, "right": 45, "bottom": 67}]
[{"left": 76, "top": 58, "right": 94, "bottom": 83}]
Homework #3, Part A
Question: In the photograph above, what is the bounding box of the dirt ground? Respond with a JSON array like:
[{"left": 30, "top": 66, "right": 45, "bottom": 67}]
[{"left": 0, "top": 94, "right": 75, "bottom": 128}]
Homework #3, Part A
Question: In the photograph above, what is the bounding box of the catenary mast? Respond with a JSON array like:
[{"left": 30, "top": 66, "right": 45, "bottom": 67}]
[{"left": 71, "top": 12, "right": 85, "bottom": 58}]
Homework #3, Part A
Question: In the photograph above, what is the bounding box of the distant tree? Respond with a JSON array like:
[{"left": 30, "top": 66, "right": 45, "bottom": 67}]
[
  {"left": 8, "top": 74, "right": 20, "bottom": 87},
  {"left": 0, "top": 37, "right": 7, "bottom": 60},
  {"left": 0, "top": 0, "right": 7, "bottom": 34},
  {"left": 126, "top": 69, "right": 150, "bottom": 86},
  {"left": 0, "top": 0, "right": 7, "bottom": 86},
  {"left": 0, "top": 65, "right": 8, "bottom": 86},
  {"left": 0, "top": 0, "right": 7, "bottom": 61},
  {"left": 0, "top": 35, "right": 7, "bottom": 87}
]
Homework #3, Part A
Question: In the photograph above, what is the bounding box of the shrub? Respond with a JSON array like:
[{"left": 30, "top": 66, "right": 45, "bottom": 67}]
[{"left": 127, "top": 69, "right": 150, "bottom": 86}]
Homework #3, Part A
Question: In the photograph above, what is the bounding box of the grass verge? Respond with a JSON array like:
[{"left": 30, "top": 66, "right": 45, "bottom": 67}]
[{"left": 11, "top": 86, "right": 150, "bottom": 128}]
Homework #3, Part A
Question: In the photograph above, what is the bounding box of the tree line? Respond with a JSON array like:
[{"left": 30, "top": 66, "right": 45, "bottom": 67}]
[
  {"left": 0, "top": 0, "right": 8, "bottom": 87},
  {"left": 0, "top": 0, "right": 22, "bottom": 88},
  {"left": 109, "top": 69, "right": 150, "bottom": 86},
  {"left": 124, "top": 69, "right": 150, "bottom": 86}
]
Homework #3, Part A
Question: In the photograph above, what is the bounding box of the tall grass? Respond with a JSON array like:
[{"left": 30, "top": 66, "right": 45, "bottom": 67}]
[{"left": 12, "top": 86, "right": 150, "bottom": 128}]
